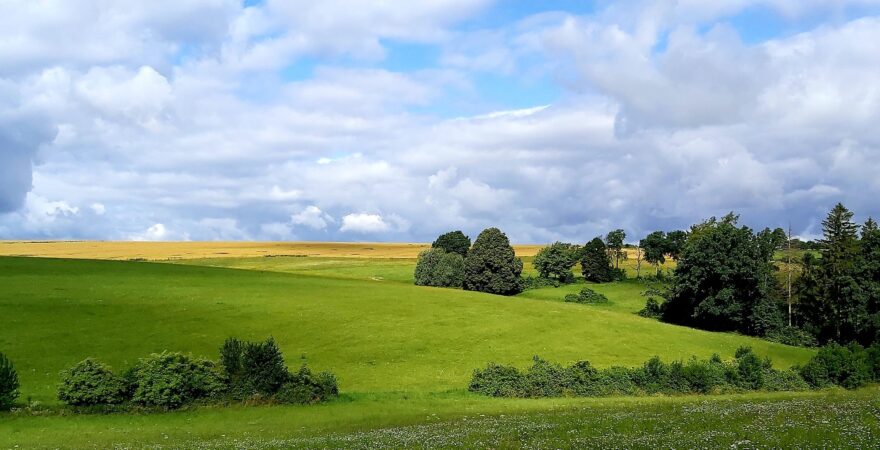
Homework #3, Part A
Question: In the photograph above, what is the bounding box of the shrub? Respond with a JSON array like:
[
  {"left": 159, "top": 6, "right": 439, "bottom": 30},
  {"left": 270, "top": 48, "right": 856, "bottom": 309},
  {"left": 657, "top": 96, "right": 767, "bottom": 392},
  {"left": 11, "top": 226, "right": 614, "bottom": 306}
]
[
  {"left": 463, "top": 228, "right": 524, "bottom": 295},
  {"left": 468, "top": 363, "right": 525, "bottom": 397},
  {"left": 596, "top": 366, "right": 638, "bottom": 396},
  {"left": 799, "top": 343, "right": 870, "bottom": 389},
  {"left": 564, "top": 288, "right": 608, "bottom": 304},
  {"left": 867, "top": 343, "right": 880, "bottom": 381},
  {"left": 562, "top": 361, "right": 601, "bottom": 396},
  {"left": 533, "top": 242, "right": 577, "bottom": 283},
  {"left": 130, "top": 352, "right": 224, "bottom": 409},
  {"left": 681, "top": 357, "right": 726, "bottom": 394},
  {"left": 57, "top": 359, "right": 127, "bottom": 406},
  {"left": 522, "top": 276, "right": 560, "bottom": 290},
  {"left": 639, "top": 297, "right": 664, "bottom": 318},
  {"left": 219, "top": 337, "right": 247, "bottom": 397},
  {"left": 0, "top": 352, "right": 20, "bottom": 410},
  {"left": 241, "top": 337, "right": 290, "bottom": 396},
  {"left": 432, "top": 230, "right": 471, "bottom": 257},
  {"left": 524, "top": 357, "right": 567, "bottom": 397},
  {"left": 766, "top": 326, "right": 818, "bottom": 347},
  {"left": 733, "top": 347, "right": 765, "bottom": 390},
  {"left": 275, "top": 366, "right": 338, "bottom": 405},
  {"left": 414, "top": 248, "right": 465, "bottom": 288},
  {"left": 764, "top": 369, "right": 809, "bottom": 392}
]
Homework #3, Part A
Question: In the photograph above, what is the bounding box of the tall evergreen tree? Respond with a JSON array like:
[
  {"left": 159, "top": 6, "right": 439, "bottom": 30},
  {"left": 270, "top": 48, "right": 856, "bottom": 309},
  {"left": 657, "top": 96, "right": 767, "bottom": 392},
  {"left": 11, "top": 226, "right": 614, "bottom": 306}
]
[{"left": 798, "top": 203, "right": 867, "bottom": 343}]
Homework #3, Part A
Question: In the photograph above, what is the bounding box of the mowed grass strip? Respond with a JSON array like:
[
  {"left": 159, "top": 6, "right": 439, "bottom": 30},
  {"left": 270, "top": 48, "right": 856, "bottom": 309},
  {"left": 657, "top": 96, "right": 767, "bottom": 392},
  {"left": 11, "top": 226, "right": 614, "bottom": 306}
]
[{"left": 0, "top": 256, "right": 812, "bottom": 406}]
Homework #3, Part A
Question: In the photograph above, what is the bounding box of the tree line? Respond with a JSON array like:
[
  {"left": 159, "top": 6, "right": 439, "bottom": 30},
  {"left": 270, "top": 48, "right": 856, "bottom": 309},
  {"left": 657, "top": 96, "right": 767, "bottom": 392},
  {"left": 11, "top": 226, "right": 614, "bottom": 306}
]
[{"left": 416, "top": 203, "right": 879, "bottom": 349}]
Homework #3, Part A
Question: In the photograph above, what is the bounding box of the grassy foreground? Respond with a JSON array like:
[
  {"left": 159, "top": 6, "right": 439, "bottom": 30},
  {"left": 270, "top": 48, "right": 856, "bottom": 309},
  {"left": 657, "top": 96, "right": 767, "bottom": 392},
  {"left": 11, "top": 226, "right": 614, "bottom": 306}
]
[{"left": 2, "top": 389, "right": 877, "bottom": 448}]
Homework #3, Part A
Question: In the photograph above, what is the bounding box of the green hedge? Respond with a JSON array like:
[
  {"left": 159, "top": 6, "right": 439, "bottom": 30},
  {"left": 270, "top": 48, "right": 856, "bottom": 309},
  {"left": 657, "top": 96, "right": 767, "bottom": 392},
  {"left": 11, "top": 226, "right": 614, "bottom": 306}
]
[{"left": 470, "top": 344, "right": 880, "bottom": 398}]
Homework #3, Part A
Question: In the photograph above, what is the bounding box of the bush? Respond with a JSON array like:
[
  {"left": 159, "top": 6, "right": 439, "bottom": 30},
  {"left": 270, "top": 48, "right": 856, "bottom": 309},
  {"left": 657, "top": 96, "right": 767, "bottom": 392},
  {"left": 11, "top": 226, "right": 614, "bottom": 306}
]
[
  {"left": 468, "top": 363, "right": 525, "bottom": 397},
  {"left": 129, "top": 352, "right": 224, "bottom": 409},
  {"left": 463, "top": 228, "right": 524, "bottom": 295},
  {"left": 732, "top": 347, "right": 765, "bottom": 390},
  {"left": 240, "top": 337, "right": 290, "bottom": 397},
  {"left": 522, "top": 276, "right": 560, "bottom": 290},
  {"left": 0, "top": 352, "right": 20, "bottom": 410},
  {"left": 432, "top": 230, "right": 471, "bottom": 257},
  {"left": 57, "top": 359, "right": 127, "bottom": 406},
  {"left": 681, "top": 357, "right": 726, "bottom": 394},
  {"left": 414, "top": 248, "right": 465, "bottom": 288},
  {"left": 564, "top": 288, "right": 608, "bottom": 304},
  {"left": 764, "top": 369, "right": 810, "bottom": 392},
  {"left": 799, "top": 343, "right": 871, "bottom": 389},
  {"left": 275, "top": 366, "right": 339, "bottom": 405},
  {"left": 523, "top": 357, "right": 567, "bottom": 397},
  {"left": 639, "top": 297, "right": 664, "bottom": 318},
  {"left": 766, "top": 326, "right": 818, "bottom": 347}
]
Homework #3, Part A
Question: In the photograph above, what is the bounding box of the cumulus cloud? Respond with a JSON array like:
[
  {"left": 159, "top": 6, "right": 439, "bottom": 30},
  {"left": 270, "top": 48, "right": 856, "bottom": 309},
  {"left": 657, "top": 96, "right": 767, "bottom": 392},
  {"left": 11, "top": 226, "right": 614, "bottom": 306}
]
[
  {"left": 340, "top": 213, "right": 390, "bottom": 233},
  {"left": 291, "top": 205, "right": 333, "bottom": 230}
]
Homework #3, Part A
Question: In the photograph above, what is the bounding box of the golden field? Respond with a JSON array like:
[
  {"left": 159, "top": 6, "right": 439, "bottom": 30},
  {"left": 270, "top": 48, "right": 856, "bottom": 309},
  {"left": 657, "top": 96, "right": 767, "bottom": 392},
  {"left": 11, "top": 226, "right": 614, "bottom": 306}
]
[{"left": 0, "top": 240, "right": 546, "bottom": 260}]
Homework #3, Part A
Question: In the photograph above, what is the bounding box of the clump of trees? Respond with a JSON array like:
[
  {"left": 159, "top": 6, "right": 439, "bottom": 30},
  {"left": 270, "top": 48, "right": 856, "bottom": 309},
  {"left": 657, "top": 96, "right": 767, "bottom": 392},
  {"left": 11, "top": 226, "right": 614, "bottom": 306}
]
[
  {"left": 464, "top": 228, "right": 524, "bottom": 295},
  {"left": 0, "top": 352, "right": 19, "bottom": 410},
  {"left": 533, "top": 242, "right": 578, "bottom": 282},
  {"left": 55, "top": 337, "right": 337, "bottom": 411},
  {"left": 796, "top": 204, "right": 880, "bottom": 345},
  {"left": 662, "top": 214, "right": 782, "bottom": 336},
  {"left": 414, "top": 248, "right": 464, "bottom": 288},
  {"left": 469, "top": 343, "right": 880, "bottom": 399}
]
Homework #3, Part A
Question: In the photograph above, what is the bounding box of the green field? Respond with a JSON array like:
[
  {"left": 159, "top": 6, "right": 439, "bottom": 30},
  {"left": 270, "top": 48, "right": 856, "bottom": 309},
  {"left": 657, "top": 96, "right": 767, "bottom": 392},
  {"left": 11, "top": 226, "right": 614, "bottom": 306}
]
[{"left": 0, "top": 253, "right": 864, "bottom": 448}]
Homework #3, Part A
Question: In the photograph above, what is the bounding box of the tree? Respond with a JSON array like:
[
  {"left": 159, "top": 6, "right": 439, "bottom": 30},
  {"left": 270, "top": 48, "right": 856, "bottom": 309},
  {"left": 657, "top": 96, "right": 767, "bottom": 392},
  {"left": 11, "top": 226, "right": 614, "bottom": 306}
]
[
  {"left": 860, "top": 219, "right": 880, "bottom": 343},
  {"left": 533, "top": 242, "right": 577, "bottom": 282},
  {"left": 414, "top": 248, "right": 465, "bottom": 288},
  {"left": 0, "top": 352, "right": 19, "bottom": 410},
  {"left": 432, "top": 231, "right": 471, "bottom": 257},
  {"left": 665, "top": 230, "right": 688, "bottom": 261},
  {"left": 605, "top": 229, "right": 626, "bottom": 269},
  {"left": 581, "top": 237, "right": 613, "bottom": 282},
  {"left": 641, "top": 231, "right": 668, "bottom": 271},
  {"left": 798, "top": 203, "right": 867, "bottom": 343},
  {"left": 463, "top": 227, "right": 524, "bottom": 295},
  {"left": 663, "top": 214, "right": 780, "bottom": 335}
]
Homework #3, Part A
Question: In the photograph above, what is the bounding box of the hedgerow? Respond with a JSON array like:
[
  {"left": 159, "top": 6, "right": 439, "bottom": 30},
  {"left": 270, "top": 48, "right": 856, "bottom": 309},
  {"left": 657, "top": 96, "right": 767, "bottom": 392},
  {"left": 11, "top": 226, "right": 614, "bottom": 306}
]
[
  {"left": 469, "top": 344, "right": 880, "bottom": 399},
  {"left": 55, "top": 337, "right": 338, "bottom": 412}
]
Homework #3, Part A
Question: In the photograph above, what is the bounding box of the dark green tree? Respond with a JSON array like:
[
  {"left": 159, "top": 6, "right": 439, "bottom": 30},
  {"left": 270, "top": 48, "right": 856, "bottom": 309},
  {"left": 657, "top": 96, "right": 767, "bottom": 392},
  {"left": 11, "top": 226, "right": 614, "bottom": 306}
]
[
  {"left": 798, "top": 204, "right": 867, "bottom": 343},
  {"left": 860, "top": 218, "right": 880, "bottom": 343},
  {"left": 581, "top": 237, "right": 613, "bottom": 282},
  {"left": 432, "top": 230, "right": 471, "bottom": 257},
  {"left": 463, "top": 228, "right": 524, "bottom": 295},
  {"left": 665, "top": 230, "right": 688, "bottom": 261},
  {"left": 605, "top": 229, "right": 627, "bottom": 269},
  {"left": 0, "top": 352, "right": 19, "bottom": 410},
  {"left": 533, "top": 242, "right": 577, "bottom": 282},
  {"left": 663, "top": 214, "right": 780, "bottom": 334},
  {"left": 414, "top": 248, "right": 465, "bottom": 288},
  {"left": 641, "top": 231, "right": 668, "bottom": 270}
]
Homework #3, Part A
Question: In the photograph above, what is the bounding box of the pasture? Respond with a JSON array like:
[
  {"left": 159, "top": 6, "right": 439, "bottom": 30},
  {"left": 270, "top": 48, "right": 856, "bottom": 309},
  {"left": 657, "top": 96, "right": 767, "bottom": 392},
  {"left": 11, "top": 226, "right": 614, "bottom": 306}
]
[{"left": 0, "top": 241, "right": 866, "bottom": 448}]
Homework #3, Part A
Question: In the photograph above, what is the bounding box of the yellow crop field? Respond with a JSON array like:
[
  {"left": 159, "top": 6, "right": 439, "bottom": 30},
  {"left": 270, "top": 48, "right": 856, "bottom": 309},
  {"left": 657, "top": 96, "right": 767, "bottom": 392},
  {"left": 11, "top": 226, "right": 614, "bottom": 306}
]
[{"left": 0, "top": 240, "right": 545, "bottom": 260}]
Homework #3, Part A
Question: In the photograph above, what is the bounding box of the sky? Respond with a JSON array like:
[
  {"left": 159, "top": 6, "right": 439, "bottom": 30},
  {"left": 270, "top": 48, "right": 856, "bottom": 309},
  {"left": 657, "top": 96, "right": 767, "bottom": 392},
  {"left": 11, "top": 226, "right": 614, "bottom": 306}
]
[{"left": 1, "top": 0, "right": 880, "bottom": 243}]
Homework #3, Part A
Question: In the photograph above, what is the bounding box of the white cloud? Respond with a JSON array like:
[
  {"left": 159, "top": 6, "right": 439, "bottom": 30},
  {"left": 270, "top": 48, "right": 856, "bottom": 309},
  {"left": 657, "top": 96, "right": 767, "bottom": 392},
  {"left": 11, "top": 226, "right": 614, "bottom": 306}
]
[
  {"left": 91, "top": 203, "right": 106, "bottom": 215},
  {"left": 291, "top": 205, "right": 333, "bottom": 230},
  {"left": 131, "top": 223, "right": 169, "bottom": 241},
  {"left": 340, "top": 213, "right": 390, "bottom": 233}
]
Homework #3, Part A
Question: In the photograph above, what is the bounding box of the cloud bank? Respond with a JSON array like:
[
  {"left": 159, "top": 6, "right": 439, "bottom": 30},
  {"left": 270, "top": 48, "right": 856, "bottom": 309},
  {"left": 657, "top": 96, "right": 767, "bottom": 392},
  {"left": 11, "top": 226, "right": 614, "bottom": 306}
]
[{"left": 1, "top": 0, "right": 879, "bottom": 243}]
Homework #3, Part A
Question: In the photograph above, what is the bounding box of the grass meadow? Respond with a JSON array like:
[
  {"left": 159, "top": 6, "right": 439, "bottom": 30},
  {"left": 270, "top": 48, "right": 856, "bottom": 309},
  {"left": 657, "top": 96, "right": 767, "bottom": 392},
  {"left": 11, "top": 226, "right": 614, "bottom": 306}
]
[{"left": 0, "top": 242, "right": 868, "bottom": 448}]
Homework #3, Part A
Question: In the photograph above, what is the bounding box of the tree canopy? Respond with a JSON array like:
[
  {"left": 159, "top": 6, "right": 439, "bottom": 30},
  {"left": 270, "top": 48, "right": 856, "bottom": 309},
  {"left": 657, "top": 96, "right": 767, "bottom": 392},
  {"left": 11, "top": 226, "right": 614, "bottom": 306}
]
[
  {"left": 463, "top": 227, "right": 524, "bottom": 295},
  {"left": 581, "top": 237, "right": 614, "bottom": 282},
  {"left": 432, "top": 230, "right": 471, "bottom": 257},
  {"left": 533, "top": 242, "right": 577, "bottom": 282}
]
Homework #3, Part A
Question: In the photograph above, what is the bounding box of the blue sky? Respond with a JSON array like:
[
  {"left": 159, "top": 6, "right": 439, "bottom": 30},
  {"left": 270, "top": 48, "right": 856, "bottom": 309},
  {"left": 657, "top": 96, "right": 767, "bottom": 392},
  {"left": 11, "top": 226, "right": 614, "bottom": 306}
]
[{"left": 1, "top": 0, "right": 880, "bottom": 242}]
